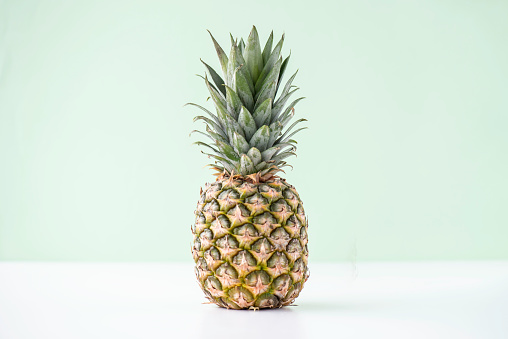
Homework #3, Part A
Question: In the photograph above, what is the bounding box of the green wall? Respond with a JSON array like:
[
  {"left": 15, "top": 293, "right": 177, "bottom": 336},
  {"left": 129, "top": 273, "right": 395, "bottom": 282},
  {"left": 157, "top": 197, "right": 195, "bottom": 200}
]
[{"left": 1, "top": 0, "right": 507, "bottom": 262}]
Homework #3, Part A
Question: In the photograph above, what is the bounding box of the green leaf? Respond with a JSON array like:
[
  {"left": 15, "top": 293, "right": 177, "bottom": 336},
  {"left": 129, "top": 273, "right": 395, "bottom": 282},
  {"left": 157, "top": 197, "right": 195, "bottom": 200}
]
[
  {"left": 259, "top": 167, "right": 274, "bottom": 175},
  {"left": 273, "top": 88, "right": 298, "bottom": 118},
  {"left": 279, "top": 127, "right": 308, "bottom": 144},
  {"left": 256, "top": 35, "right": 284, "bottom": 92},
  {"left": 216, "top": 140, "right": 240, "bottom": 161},
  {"left": 239, "top": 154, "right": 256, "bottom": 175},
  {"left": 246, "top": 147, "right": 262, "bottom": 166},
  {"left": 279, "top": 97, "right": 305, "bottom": 126},
  {"left": 227, "top": 41, "right": 240, "bottom": 88},
  {"left": 229, "top": 33, "right": 237, "bottom": 46},
  {"left": 255, "top": 161, "right": 269, "bottom": 171},
  {"left": 237, "top": 106, "right": 257, "bottom": 140},
  {"left": 234, "top": 48, "right": 255, "bottom": 93},
  {"left": 224, "top": 113, "right": 245, "bottom": 141},
  {"left": 254, "top": 80, "right": 276, "bottom": 112},
  {"left": 196, "top": 74, "right": 221, "bottom": 95},
  {"left": 272, "top": 151, "right": 296, "bottom": 163},
  {"left": 226, "top": 39, "right": 255, "bottom": 94},
  {"left": 193, "top": 116, "right": 227, "bottom": 139},
  {"left": 273, "top": 70, "right": 298, "bottom": 113},
  {"left": 252, "top": 98, "right": 272, "bottom": 128},
  {"left": 268, "top": 121, "right": 283, "bottom": 148},
  {"left": 202, "top": 152, "right": 236, "bottom": 172},
  {"left": 204, "top": 89, "right": 243, "bottom": 141},
  {"left": 276, "top": 54, "right": 290, "bottom": 95},
  {"left": 255, "top": 57, "right": 282, "bottom": 101},
  {"left": 277, "top": 162, "right": 293, "bottom": 170},
  {"left": 280, "top": 69, "right": 298, "bottom": 99},
  {"left": 205, "top": 75, "right": 227, "bottom": 110},
  {"left": 225, "top": 85, "right": 242, "bottom": 119},
  {"left": 273, "top": 95, "right": 304, "bottom": 123},
  {"left": 201, "top": 59, "right": 226, "bottom": 97},
  {"left": 273, "top": 142, "right": 296, "bottom": 154},
  {"left": 232, "top": 131, "right": 250, "bottom": 154},
  {"left": 184, "top": 103, "right": 221, "bottom": 126},
  {"left": 238, "top": 38, "right": 246, "bottom": 55},
  {"left": 262, "top": 31, "right": 274, "bottom": 64},
  {"left": 207, "top": 30, "right": 229, "bottom": 79},
  {"left": 194, "top": 141, "right": 219, "bottom": 153},
  {"left": 234, "top": 67, "right": 254, "bottom": 111},
  {"left": 190, "top": 129, "right": 213, "bottom": 141},
  {"left": 277, "top": 118, "right": 307, "bottom": 143},
  {"left": 244, "top": 26, "right": 264, "bottom": 83},
  {"left": 205, "top": 76, "right": 235, "bottom": 134},
  {"left": 206, "top": 125, "right": 228, "bottom": 143},
  {"left": 249, "top": 125, "right": 270, "bottom": 151},
  {"left": 260, "top": 146, "right": 280, "bottom": 162}
]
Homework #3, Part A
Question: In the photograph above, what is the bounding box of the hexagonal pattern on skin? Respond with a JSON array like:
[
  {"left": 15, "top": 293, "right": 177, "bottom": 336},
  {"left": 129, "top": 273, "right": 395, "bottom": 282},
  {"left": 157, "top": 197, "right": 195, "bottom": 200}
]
[{"left": 192, "top": 177, "right": 309, "bottom": 309}]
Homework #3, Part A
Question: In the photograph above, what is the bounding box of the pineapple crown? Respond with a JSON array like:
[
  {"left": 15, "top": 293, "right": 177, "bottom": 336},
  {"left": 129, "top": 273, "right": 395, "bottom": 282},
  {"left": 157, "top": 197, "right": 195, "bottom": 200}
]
[{"left": 188, "top": 26, "right": 306, "bottom": 181}]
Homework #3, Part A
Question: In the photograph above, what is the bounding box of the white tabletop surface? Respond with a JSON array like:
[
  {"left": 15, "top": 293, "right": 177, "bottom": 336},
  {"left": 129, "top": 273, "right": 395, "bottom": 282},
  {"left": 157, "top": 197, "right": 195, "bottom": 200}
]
[{"left": 0, "top": 261, "right": 507, "bottom": 339}]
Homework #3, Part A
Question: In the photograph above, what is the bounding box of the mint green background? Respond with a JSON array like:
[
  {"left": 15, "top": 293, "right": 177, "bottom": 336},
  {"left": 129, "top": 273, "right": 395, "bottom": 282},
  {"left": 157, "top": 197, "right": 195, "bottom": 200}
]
[{"left": 1, "top": 1, "right": 507, "bottom": 262}]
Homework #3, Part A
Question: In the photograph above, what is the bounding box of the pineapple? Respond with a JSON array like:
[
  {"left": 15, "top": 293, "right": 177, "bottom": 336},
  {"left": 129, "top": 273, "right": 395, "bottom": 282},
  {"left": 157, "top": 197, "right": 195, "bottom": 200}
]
[{"left": 189, "top": 26, "right": 308, "bottom": 309}]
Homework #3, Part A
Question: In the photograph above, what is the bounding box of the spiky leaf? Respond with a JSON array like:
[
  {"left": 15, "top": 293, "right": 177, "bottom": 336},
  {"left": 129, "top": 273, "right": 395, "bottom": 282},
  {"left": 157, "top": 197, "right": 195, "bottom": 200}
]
[
  {"left": 261, "top": 146, "right": 280, "bottom": 162},
  {"left": 276, "top": 54, "right": 290, "bottom": 94},
  {"left": 254, "top": 80, "right": 276, "bottom": 111},
  {"left": 190, "top": 129, "right": 213, "bottom": 141},
  {"left": 232, "top": 44, "right": 255, "bottom": 93},
  {"left": 268, "top": 121, "right": 283, "bottom": 148},
  {"left": 244, "top": 26, "right": 264, "bottom": 83},
  {"left": 223, "top": 113, "right": 245, "bottom": 141},
  {"left": 272, "top": 97, "right": 305, "bottom": 125},
  {"left": 234, "top": 67, "right": 254, "bottom": 111},
  {"left": 227, "top": 42, "right": 241, "bottom": 88},
  {"left": 238, "top": 106, "right": 257, "bottom": 140},
  {"left": 274, "top": 87, "right": 298, "bottom": 112},
  {"left": 202, "top": 152, "right": 231, "bottom": 164},
  {"left": 185, "top": 103, "right": 221, "bottom": 126},
  {"left": 201, "top": 59, "right": 226, "bottom": 97},
  {"left": 262, "top": 31, "right": 274, "bottom": 64},
  {"left": 279, "top": 127, "right": 308, "bottom": 144},
  {"left": 274, "top": 142, "right": 297, "bottom": 154},
  {"left": 272, "top": 151, "right": 296, "bottom": 163},
  {"left": 239, "top": 154, "right": 256, "bottom": 175},
  {"left": 252, "top": 98, "right": 272, "bottom": 128},
  {"left": 238, "top": 38, "right": 245, "bottom": 55},
  {"left": 255, "top": 161, "right": 269, "bottom": 171},
  {"left": 225, "top": 85, "right": 242, "bottom": 119},
  {"left": 255, "top": 57, "right": 282, "bottom": 102},
  {"left": 191, "top": 28, "right": 306, "bottom": 177},
  {"left": 206, "top": 125, "right": 228, "bottom": 143},
  {"left": 194, "top": 141, "right": 219, "bottom": 153},
  {"left": 256, "top": 35, "right": 284, "bottom": 92},
  {"left": 277, "top": 118, "right": 307, "bottom": 143},
  {"left": 246, "top": 147, "right": 262, "bottom": 166},
  {"left": 207, "top": 30, "right": 228, "bottom": 79},
  {"left": 249, "top": 125, "right": 270, "bottom": 151},
  {"left": 216, "top": 140, "right": 240, "bottom": 161},
  {"left": 232, "top": 132, "right": 250, "bottom": 154},
  {"left": 273, "top": 70, "right": 298, "bottom": 113},
  {"left": 205, "top": 76, "right": 226, "bottom": 106},
  {"left": 193, "top": 116, "right": 227, "bottom": 139}
]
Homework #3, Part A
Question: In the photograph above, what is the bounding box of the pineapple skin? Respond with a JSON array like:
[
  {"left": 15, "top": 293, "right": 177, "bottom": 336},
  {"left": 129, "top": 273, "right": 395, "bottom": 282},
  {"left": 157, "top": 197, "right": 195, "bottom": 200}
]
[{"left": 192, "top": 176, "right": 309, "bottom": 309}]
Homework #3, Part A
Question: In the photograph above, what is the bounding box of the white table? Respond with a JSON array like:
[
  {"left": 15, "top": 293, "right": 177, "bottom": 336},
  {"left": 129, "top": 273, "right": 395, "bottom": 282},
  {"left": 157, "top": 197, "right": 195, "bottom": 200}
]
[{"left": 1, "top": 262, "right": 507, "bottom": 339}]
